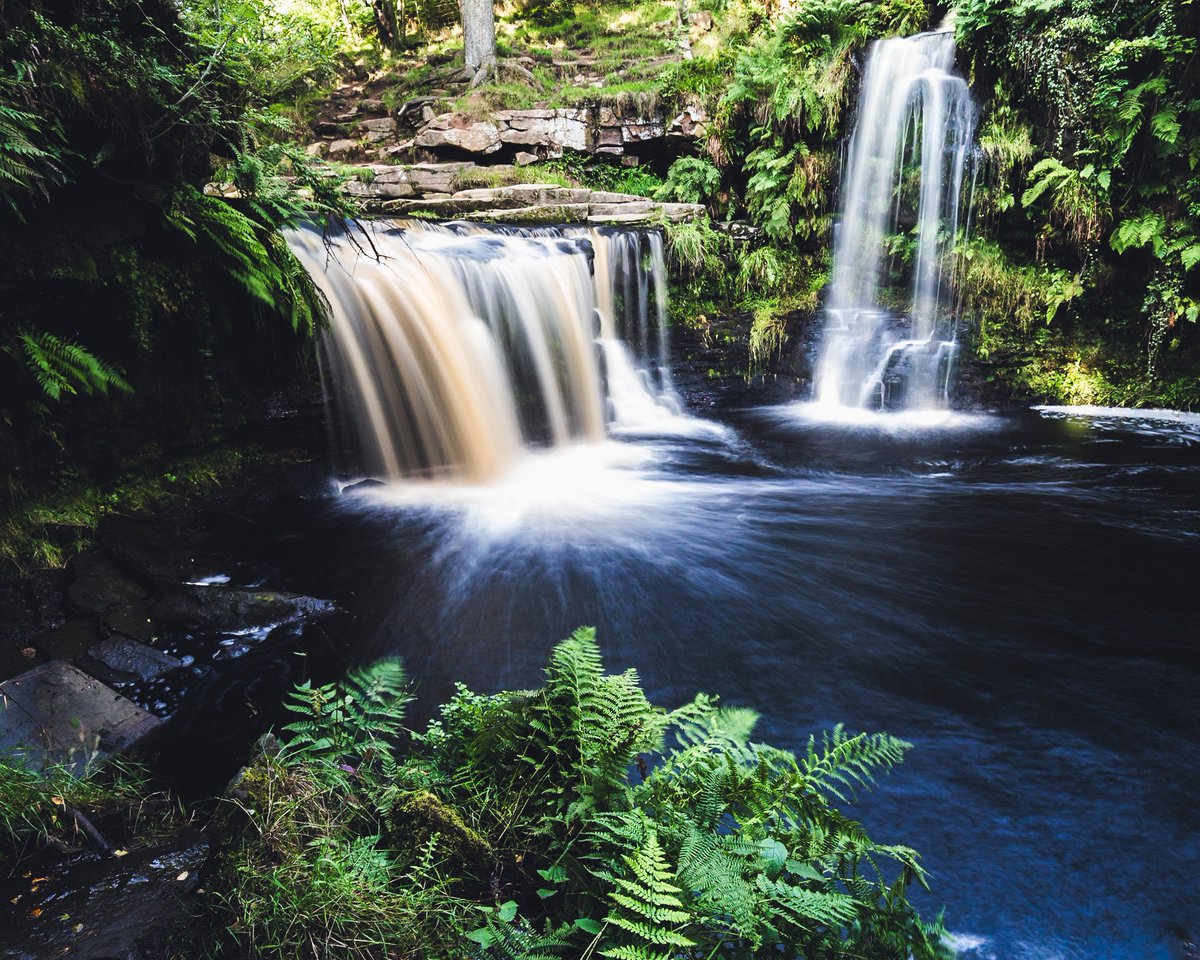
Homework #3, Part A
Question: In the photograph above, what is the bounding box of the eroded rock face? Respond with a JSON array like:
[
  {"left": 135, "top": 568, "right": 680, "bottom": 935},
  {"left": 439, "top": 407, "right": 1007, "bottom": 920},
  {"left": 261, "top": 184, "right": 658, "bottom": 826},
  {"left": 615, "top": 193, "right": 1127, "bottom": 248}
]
[
  {"left": 314, "top": 101, "right": 710, "bottom": 164},
  {"left": 405, "top": 105, "right": 707, "bottom": 161}
]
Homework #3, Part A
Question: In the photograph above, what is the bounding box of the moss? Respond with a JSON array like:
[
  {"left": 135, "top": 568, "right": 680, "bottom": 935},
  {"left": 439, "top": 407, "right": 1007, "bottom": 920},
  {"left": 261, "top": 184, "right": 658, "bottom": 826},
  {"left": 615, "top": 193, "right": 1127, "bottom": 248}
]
[
  {"left": 0, "top": 445, "right": 287, "bottom": 573},
  {"left": 389, "top": 789, "right": 493, "bottom": 874}
]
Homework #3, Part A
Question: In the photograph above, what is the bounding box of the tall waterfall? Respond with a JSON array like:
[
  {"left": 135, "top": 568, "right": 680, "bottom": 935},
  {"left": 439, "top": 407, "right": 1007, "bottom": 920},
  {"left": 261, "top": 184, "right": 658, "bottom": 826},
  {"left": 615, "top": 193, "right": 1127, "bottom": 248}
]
[
  {"left": 289, "top": 221, "right": 680, "bottom": 483},
  {"left": 814, "top": 29, "right": 976, "bottom": 410}
]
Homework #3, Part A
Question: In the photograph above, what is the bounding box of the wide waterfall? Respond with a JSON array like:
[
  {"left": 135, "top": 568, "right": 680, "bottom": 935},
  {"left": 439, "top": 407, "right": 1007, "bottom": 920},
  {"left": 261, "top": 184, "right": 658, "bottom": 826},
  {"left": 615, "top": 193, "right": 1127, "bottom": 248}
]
[
  {"left": 814, "top": 29, "right": 976, "bottom": 410},
  {"left": 289, "top": 221, "right": 680, "bottom": 483}
]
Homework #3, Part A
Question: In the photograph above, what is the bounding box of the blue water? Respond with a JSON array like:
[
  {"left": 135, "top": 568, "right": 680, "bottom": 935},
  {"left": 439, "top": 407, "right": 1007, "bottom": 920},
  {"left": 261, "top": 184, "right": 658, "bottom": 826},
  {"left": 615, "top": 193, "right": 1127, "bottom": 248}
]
[{"left": 299, "top": 402, "right": 1200, "bottom": 960}]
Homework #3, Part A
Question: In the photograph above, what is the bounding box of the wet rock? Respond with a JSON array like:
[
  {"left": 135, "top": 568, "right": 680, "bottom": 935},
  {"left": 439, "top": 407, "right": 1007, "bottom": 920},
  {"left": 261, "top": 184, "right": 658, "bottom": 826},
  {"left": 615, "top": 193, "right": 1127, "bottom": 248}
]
[
  {"left": 32, "top": 620, "right": 102, "bottom": 661},
  {"left": 342, "top": 478, "right": 386, "bottom": 493},
  {"left": 103, "top": 602, "right": 156, "bottom": 643},
  {"left": 150, "top": 584, "right": 336, "bottom": 632},
  {"left": 83, "top": 636, "right": 183, "bottom": 684},
  {"left": 0, "top": 831, "right": 208, "bottom": 960},
  {"left": 0, "top": 661, "right": 162, "bottom": 771},
  {"left": 99, "top": 516, "right": 195, "bottom": 583},
  {"left": 475, "top": 202, "right": 591, "bottom": 224},
  {"left": 25, "top": 566, "right": 67, "bottom": 630},
  {"left": 67, "top": 549, "right": 147, "bottom": 616}
]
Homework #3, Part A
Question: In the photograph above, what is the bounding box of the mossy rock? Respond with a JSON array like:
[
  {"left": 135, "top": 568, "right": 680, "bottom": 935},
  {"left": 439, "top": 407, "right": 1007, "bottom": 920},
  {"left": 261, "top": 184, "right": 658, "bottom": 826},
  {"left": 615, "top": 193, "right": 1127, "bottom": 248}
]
[{"left": 388, "top": 788, "right": 494, "bottom": 876}]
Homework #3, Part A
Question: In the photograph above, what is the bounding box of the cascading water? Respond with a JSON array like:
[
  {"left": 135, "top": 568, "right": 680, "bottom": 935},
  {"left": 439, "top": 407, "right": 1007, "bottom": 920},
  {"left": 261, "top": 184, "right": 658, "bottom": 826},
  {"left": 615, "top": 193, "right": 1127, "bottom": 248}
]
[
  {"left": 289, "top": 220, "right": 681, "bottom": 483},
  {"left": 814, "top": 28, "right": 976, "bottom": 411}
]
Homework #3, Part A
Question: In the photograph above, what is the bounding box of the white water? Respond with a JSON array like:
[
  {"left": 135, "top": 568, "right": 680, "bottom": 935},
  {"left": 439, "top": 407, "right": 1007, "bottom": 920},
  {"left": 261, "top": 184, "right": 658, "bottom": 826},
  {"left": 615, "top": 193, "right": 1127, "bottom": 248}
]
[
  {"left": 290, "top": 221, "right": 689, "bottom": 483},
  {"left": 814, "top": 30, "right": 976, "bottom": 411}
]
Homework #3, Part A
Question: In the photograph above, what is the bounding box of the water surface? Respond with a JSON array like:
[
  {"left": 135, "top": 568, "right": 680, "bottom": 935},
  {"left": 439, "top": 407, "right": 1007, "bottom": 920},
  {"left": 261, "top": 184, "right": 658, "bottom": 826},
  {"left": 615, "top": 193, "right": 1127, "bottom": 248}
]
[{"left": 309, "top": 402, "right": 1200, "bottom": 960}]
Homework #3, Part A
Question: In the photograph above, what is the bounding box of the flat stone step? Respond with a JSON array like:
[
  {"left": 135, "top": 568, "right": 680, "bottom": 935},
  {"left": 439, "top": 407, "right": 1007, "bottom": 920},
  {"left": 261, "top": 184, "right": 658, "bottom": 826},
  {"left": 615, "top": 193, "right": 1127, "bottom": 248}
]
[{"left": 0, "top": 661, "right": 162, "bottom": 772}]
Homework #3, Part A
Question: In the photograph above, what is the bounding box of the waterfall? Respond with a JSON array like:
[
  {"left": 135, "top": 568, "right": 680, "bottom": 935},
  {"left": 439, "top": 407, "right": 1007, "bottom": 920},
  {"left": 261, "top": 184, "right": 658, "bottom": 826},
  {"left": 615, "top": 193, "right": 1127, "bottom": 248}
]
[
  {"left": 289, "top": 221, "right": 680, "bottom": 483},
  {"left": 814, "top": 29, "right": 976, "bottom": 410}
]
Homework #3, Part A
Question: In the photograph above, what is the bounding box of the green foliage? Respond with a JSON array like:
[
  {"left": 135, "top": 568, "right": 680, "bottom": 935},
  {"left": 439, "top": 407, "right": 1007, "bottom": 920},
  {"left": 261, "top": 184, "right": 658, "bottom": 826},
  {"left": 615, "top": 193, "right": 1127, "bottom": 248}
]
[
  {"left": 957, "top": 0, "right": 1200, "bottom": 389},
  {"left": 217, "top": 630, "right": 946, "bottom": 960},
  {"left": 656, "top": 155, "right": 721, "bottom": 206},
  {"left": 0, "top": 445, "right": 270, "bottom": 571},
  {"left": 166, "top": 184, "right": 330, "bottom": 337},
  {"left": 14, "top": 332, "right": 131, "bottom": 401},
  {"left": 282, "top": 659, "right": 409, "bottom": 771},
  {"left": 0, "top": 71, "right": 62, "bottom": 219},
  {"left": 0, "top": 757, "right": 149, "bottom": 861}
]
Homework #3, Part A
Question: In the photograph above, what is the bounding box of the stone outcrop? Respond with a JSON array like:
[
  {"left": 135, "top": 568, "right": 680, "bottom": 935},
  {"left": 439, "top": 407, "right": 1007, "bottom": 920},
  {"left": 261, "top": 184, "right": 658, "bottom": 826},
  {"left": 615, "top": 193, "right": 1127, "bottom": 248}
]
[
  {"left": 341, "top": 170, "right": 704, "bottom": 224},
  {"left": 308, "top": 102, "right": 709, "bottom": 165}
]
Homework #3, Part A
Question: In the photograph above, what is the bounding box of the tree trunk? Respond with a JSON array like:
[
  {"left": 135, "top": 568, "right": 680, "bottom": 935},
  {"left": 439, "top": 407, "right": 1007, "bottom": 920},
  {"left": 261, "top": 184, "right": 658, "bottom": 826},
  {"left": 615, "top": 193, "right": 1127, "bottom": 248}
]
[
  {"left": 373, "top": 0, "right": 399, "bottom": 50},
  {"left": 460, "top": 0, "right": 496, "bottom": 79}
]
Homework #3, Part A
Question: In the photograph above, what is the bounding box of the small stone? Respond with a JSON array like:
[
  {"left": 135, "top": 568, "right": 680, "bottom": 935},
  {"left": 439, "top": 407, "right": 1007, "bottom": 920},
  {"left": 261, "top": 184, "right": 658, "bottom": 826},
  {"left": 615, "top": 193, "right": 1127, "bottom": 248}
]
[
  {"left": 305, "top": 141, "right": 327, "bottom": 157},
  {"left": 327, "top": 139, "right": 359, "bottom": 158},
  {"left": 359, "top": 97, "right": 386, "bottom": 113},
  {"left": 514, "top": 151, "right": 538, "bottom": 166}
]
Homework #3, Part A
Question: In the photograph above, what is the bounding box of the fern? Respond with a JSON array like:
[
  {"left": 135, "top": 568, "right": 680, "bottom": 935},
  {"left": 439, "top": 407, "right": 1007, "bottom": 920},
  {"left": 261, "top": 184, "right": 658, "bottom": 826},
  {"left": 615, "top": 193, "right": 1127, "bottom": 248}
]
[
  {"left": 281, "top": 658, "right": 409, "bottom": 772},
  {"left": 16, "top": 332, "right": 132, "bottom": 401},
  {"left": 0, "top": 71, "right": 63, "bottom": 220},
  {"left": 599, "top": 824, "right": 694, "bottom": 960},
  {"left": 167, "top": 183, "right": 329, "bottom": 337},
  {"left": 798, "top": 724, "right": 911, "bottom": 803}
]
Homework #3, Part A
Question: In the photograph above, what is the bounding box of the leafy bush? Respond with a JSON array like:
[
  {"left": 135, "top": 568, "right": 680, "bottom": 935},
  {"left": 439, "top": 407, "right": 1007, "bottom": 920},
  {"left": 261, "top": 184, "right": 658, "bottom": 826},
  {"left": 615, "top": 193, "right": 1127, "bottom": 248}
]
[
  {"left": 656, "top": 156, "right": 722, "bottom": 206},
  {"left": 216, "top": 630, "right": 947, "bottom": 960}
]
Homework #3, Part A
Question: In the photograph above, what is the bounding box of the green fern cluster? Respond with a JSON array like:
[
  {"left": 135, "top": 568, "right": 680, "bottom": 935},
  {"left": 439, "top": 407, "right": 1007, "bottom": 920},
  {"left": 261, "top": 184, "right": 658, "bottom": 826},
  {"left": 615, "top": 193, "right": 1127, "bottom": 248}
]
[
  {"left": 411, "top": 628, "right": 946, "bottom": 960},
  {"left": 13, "top": 331, "right": 132, "bottom": 401},
  {"left": 216, "top": 633, "right": 945, "bottom": 960},
  {"left": 166, "top": 184, "right": 329, "bottom": 338},
  {"left": 281, "top": 658, "right": 409, "bottom": 773},
  {"left": 0, "top": 70, "right": 62, "bottom": 220}
]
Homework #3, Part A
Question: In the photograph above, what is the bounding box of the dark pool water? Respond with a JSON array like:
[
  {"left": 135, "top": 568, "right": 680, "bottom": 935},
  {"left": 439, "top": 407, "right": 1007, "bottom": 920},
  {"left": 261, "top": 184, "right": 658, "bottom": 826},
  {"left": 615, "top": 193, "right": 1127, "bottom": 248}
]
[{"left": 286, "top": 402, "right": 1200, "bottom": 960}]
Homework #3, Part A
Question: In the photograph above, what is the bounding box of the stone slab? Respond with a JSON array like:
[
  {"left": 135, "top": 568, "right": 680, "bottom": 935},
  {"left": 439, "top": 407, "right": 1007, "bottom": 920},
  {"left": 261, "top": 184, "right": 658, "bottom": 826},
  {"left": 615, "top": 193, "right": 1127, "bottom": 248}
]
[
  {"left": 84, "top": 637, "right": 183, "bottom": 683},
  {"left": 0, "top": 661, "right": 162, "bottom": 771}
]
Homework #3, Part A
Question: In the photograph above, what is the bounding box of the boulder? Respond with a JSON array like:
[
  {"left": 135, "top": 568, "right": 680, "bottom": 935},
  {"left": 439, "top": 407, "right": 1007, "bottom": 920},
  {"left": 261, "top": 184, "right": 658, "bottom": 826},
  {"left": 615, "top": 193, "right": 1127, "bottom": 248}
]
[
  {"left": 361, "top": 116, "right": 397, "bottom": 142},
  {"left": 0, "top": 661, "right": 162, "bottom": 771},
  {"left": 98, "top": 516, "right": 194, "bottom": 583},
  {"left": 103, "top": 602, "right": 155, "bottom": 643},
  {"left": 415, "top": 118, "right": 503, "bottom": 155},
  {"left": 67, "top": 549, "right": 147, "bottom": 616},
  {"left": 150, "top": 584, "right": 336, "bottom": 632},
  {"left": 326, "top": 138, "right": 359, "bottom": 159},
  {"left": 359, "top": 97, "right": 386, "bottom": 113}
]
